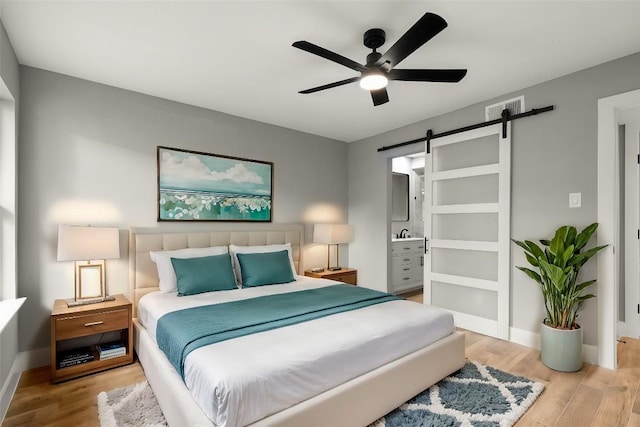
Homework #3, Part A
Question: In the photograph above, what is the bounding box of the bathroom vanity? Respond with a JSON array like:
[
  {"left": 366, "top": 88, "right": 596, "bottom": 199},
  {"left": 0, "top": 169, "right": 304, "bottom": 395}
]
[{"left": 390, "top": 238, "right": 424, "bottom": 295}]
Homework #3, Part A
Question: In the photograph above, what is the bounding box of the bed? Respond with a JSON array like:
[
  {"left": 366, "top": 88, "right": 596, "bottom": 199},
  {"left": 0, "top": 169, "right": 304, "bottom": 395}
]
[{"left": 130, "top": 224, "right": 465, "bottom": 427}]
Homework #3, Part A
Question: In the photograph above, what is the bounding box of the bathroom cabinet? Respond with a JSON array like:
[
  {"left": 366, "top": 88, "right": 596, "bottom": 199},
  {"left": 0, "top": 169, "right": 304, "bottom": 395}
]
[{"left": 390, "top": 239, "right": 424, "bottom": 294}]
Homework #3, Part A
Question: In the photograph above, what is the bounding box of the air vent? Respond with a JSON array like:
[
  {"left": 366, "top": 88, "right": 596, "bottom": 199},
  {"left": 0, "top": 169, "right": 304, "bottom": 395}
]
[{"left": 485, "top": 96, "right": 525, "bottom": 121}]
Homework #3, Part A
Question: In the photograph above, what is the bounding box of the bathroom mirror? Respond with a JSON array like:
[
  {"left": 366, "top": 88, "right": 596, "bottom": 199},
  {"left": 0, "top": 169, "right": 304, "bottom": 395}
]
[{"left": 392, "top": 172, "right": 409, "bottom": 221}]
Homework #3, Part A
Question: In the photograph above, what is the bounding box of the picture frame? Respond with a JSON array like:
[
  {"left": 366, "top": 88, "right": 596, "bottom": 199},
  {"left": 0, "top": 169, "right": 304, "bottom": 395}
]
[
  {"left": 75, "top": 261, "right": 105, "bottom": 301},
  {"left": 157, "top": 146, "right": 273, "bottom": 222}
]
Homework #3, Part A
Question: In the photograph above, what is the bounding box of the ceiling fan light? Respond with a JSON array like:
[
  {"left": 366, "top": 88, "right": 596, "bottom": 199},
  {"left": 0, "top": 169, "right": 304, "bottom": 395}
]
[{"left": 359, "top": 71, "right": 388, "bottom": 90}]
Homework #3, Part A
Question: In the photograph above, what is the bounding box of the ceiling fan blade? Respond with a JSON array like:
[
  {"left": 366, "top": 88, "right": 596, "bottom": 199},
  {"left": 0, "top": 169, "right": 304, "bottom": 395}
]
[
  {"left": 299, "top": 77, "right": 360, "bottom": 94},
  {"left": 293, "top": 41, "right": 367, "bottom": 72},
  {"left": 389, "top": 69, "right": 467, "bottom": 82},
  {"left": 370, "top": 88, "right": 389, "bottom": 106},
  {"left": 376, "top": 12, "right": 448, "bottom": 69}
]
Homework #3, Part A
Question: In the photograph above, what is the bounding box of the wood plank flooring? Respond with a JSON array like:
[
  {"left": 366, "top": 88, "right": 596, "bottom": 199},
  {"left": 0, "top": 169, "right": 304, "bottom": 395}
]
[{"left": 4, "top": 298, "right": 639, "bottom": 426}]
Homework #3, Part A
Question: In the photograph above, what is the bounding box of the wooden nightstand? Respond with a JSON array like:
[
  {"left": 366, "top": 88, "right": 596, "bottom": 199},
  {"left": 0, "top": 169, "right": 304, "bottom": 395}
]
[
  {"left": 50, "top": 294, "right": 133, "bottom": 383},
  {"left": 304, "top": 268, "right": 357, "bottom": 285}
]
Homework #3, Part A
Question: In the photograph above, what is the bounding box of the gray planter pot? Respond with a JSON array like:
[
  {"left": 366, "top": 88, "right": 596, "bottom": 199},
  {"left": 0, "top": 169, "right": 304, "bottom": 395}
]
[{"left": 540, "top": 322, "right": 583, "bottom": 372}]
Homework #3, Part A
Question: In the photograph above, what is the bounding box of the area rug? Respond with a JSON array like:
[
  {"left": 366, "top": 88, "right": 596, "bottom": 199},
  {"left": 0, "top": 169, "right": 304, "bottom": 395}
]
[
  {"left": 369, "top": 361, "right": 544, "bottom": 427},
  {"left": 97, "top": 361, "right": 543, "bottom": 427},
  {"left": 97, "top": 381, "right": 167, "bottom": 427}
]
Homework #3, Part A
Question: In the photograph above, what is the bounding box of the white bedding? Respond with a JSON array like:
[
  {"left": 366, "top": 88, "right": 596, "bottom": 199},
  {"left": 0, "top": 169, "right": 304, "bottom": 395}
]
[{"left": 138, "top": 276, "right": 455, "bottom": 427}]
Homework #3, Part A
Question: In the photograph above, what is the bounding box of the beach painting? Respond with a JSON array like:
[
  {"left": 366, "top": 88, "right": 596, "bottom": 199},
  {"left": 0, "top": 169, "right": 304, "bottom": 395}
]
[{"left": 157, "top": 146, "right": 273, "bottom": 221}]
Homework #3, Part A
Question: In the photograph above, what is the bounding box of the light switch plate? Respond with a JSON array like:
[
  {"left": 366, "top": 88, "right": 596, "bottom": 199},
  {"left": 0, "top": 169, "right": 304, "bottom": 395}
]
[{"left": 569, "top": 192, "right": 581, "bottom": 208}]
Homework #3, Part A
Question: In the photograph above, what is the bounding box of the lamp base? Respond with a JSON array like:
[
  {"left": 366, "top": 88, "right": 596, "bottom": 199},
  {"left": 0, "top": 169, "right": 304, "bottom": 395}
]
[
  {"left": 328, "top": 266, "right": 342, "bottom": 271},
  {"left": 66, "top": 295, "right": 116, "bottom": 307}
]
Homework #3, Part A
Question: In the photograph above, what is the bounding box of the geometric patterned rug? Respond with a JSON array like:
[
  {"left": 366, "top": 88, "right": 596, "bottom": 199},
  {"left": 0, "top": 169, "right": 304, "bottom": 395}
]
[
  {"left": 369, "top": 361, "right": 545, "bottom": 427},
  {"left": 97, "top": 361, "right": 543, "bottom": 427}
]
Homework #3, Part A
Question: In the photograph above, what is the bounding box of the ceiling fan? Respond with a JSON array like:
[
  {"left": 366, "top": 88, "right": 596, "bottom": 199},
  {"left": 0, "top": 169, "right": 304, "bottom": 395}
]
[{"left": 292, "top": 12, "right": 467, "bottom": 106}]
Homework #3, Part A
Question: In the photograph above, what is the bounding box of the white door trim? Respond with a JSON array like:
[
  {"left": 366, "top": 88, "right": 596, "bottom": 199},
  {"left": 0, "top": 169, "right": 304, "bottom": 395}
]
[{"left": 597, "top": 88, "right": 640, "bottom": 370}]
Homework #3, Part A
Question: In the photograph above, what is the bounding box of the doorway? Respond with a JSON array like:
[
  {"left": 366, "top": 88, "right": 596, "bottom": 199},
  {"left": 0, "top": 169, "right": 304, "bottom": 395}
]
[
  {"left": 388, "top": 153, "right": 426, "bottom": 296},
  {"left": 597, "top": 88, "right": 640, "bottom": 370},
  {"left": 618, "top": 106, "right": 640, "bottom": 339},
  {"left": 390, "top": 154, "right": 425, "bottom": 240}
]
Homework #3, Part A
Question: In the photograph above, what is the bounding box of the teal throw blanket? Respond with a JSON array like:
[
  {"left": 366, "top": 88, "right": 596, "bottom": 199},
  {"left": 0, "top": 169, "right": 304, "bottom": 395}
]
[{"left": 156, "top": 284, "right": 400, "bottom": 378}]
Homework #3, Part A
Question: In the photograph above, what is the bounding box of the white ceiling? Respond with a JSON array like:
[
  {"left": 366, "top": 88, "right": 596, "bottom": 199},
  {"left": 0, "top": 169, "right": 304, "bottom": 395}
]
[{"left": 2, "top": 1, "right": 640, "bottom": 142}]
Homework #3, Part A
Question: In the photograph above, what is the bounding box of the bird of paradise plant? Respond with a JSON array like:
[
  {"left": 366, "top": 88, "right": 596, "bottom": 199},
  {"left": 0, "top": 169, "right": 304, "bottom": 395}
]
[{"left": 513, "top": 223, "right": 607, "bottom": 330}]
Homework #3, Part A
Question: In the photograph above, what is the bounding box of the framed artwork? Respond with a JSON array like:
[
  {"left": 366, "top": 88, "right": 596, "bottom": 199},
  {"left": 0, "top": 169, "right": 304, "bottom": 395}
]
[{"left": 157, "top": 146, "right": 273, "bottom": 222}]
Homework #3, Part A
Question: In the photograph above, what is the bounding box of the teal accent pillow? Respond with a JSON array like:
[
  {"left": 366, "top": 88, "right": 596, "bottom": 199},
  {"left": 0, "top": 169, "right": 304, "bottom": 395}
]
[
  {"left": 236, "top": 250, "right": 295, "bottom": 287},
  {"left": 171, "top": 254, "right": 237, "bottom": 296}
]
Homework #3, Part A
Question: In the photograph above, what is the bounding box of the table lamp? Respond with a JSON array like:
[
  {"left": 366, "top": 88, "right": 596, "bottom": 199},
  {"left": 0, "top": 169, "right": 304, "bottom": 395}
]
[
  {"left": 57, "top": 225, "right": 120, "bottom": 306},
  {"left": 313, "top": 224, "right": 354, "bottom": 271}
]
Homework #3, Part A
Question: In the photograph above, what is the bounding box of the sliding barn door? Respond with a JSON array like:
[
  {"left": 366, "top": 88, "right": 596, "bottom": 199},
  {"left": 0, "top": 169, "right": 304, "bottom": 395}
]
[{"left": 423, "top": 123, "right": 511, "bottom": 340}]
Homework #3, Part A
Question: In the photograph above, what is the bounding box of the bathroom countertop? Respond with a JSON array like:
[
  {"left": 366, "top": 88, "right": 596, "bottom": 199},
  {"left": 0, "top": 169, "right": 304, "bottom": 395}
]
[{"left": 391, "top": 237, "right": 423, "bottom": 243}]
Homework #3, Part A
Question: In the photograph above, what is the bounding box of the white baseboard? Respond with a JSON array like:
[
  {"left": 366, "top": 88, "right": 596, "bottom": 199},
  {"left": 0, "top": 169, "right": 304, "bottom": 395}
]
[
  {"left": 16, "top": 347, "right": 50, "bottom": 372},
  {"left": 509, "top": 326, "right": 598, "bottom": 364},
  {"left": 509, "top": 326, "right": 540, "bottom": 349},
  {"left": 0, "top": 354, "right": 22, "bottom": 424},
  {"left": 0, "top": 347, "right": 50, "bottom": 424}
]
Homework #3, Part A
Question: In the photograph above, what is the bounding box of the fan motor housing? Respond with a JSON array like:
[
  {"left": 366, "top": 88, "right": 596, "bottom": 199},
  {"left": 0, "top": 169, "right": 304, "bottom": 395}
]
[{"left": 363, "top": 28, "right": 386, "bottom": 50}]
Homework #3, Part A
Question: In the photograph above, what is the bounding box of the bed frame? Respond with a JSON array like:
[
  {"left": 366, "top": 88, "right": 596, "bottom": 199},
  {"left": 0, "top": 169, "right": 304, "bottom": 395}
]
[{"left": 129, "top": 224, "right": 465, "bottom": 427}]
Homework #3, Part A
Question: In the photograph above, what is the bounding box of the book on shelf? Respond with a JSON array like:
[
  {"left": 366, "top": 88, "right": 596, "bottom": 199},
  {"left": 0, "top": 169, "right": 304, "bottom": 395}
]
[
  {"left": 59, "top": 356, "right": 94, "bottom": 369},
  {"left": 96, "top": 341, "right": 126, "bottom": 359},
  {"left": 99, "top": 349, "right": 126, "bottom": 360},
  {"left": 57, "top": 346, "right": 95, "bottom": 368}
]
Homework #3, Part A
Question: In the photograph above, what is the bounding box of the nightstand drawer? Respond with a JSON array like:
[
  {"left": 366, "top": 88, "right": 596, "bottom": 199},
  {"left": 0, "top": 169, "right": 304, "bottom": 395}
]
[
  {"left": 55, "top": 308, "right": 129, "bottom": 340},
  {"left": 304, "top": 268, "right": 357, "bottom": 285},
  {"left": 330, "top": 272, "right": 357, "bottom": 285}
]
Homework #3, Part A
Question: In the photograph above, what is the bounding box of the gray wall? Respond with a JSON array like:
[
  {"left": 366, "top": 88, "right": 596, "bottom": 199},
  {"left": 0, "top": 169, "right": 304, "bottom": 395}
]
[
  {"left": 0, "top": 16, "right": 20, "bottom": 412},
  {"left": 0, "top": 20, "right": 19, "bottom": 99},
  {"left": 348, "top": 51, "right": 640, "bottom": 346},
  {"left": 18, "top": 67, "right": 349, "bottom": 352}
]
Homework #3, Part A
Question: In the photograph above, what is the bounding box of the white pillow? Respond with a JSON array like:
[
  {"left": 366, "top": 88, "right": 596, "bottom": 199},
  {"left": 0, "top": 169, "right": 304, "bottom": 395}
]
[
  {"left": 150, "top": 246, "right": 229, "bottom": 293},
  {"left": 229, "top": 243, "right": 296, "bottom": 286}
]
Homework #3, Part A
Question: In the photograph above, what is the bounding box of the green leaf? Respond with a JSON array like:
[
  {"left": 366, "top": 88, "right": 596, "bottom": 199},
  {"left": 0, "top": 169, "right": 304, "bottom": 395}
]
[
  {"left": 512, "top": 239, "right": 532, "bottom": 254},
  {"left": 557, "top": 244, "right": 574, "bottom": 268},
  {"left": 549, "top": 226, "right": 569, "bottom": 256},
  {"left": 576, "top": 294, "right": 596, "bottom": 302},
  {"left": 539, "top": 260, "right": 567, "bottom": 292},
  {"left": 525, "top": 240, "right": 546, "bottom": 261},
  {"left": 574, "top": 223, "right": 599, "bottom": 251},
  {"left": 544, "top": 247, "right": 553, "bottom": 263},
  {"left": 525, "top": 253, "right": 539, "bottom": 267},
  {"left": 540, "top": 239, "right": 551, "bottom": 246},
  {"left": 516, "top": 266, "right": 542, "bottom": 284},
  {"left": 568, "top": 245, "right": 608, "bottom": 268},
  {"left": 574, "top": 280, "right": 597, "bottom": 293},
  {"left": 565, "top": 226, "right": 577, "bottom": 247}
]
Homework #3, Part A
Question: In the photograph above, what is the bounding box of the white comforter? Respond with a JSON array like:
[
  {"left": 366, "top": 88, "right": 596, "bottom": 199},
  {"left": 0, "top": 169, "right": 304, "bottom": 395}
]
[{"left": 138, "top": 277, "right": 454, "bottom": 427}]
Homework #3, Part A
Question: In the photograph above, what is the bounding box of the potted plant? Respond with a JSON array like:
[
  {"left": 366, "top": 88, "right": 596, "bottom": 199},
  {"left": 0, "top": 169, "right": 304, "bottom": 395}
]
[{"left": 513, "top": 223, "right": 607, "bottom": 372}]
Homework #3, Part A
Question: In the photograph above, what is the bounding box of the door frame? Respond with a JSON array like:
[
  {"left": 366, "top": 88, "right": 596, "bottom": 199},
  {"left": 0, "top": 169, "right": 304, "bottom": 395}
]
[
  {"left": 620, "top": 108, "right": 640, "bottom": 339},
  {"left": 597, "top": 88, "right": 640, "bottom": 369}
]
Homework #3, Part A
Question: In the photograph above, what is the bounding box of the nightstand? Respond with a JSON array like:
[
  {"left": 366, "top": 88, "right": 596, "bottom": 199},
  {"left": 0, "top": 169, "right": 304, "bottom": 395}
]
[
  {"left": 50, "top": 294, "right": 133, "bottom": 383},
  {"left": 304, "top": 268, "right": 357, "bottom": 285}
]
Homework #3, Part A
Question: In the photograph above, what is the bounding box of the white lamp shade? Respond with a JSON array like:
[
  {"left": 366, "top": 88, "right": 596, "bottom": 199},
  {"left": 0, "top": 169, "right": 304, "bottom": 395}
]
[
  {"left": 57, "top": 225, "right": 120, "bottom": 261},
  {"left": 313, "top": 224, "right": 354, "bottom": 245}
]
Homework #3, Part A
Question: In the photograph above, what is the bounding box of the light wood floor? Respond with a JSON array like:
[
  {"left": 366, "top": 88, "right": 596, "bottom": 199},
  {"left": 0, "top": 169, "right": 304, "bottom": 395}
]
[{"left": 4, "top": 297, "right": 640, "bottom": 426}]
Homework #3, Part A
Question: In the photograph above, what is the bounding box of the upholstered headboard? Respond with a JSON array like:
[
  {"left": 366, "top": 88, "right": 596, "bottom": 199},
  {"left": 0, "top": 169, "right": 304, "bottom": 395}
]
[{"left": 129, "top": 224, "right": 304, "bottom": 317}]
